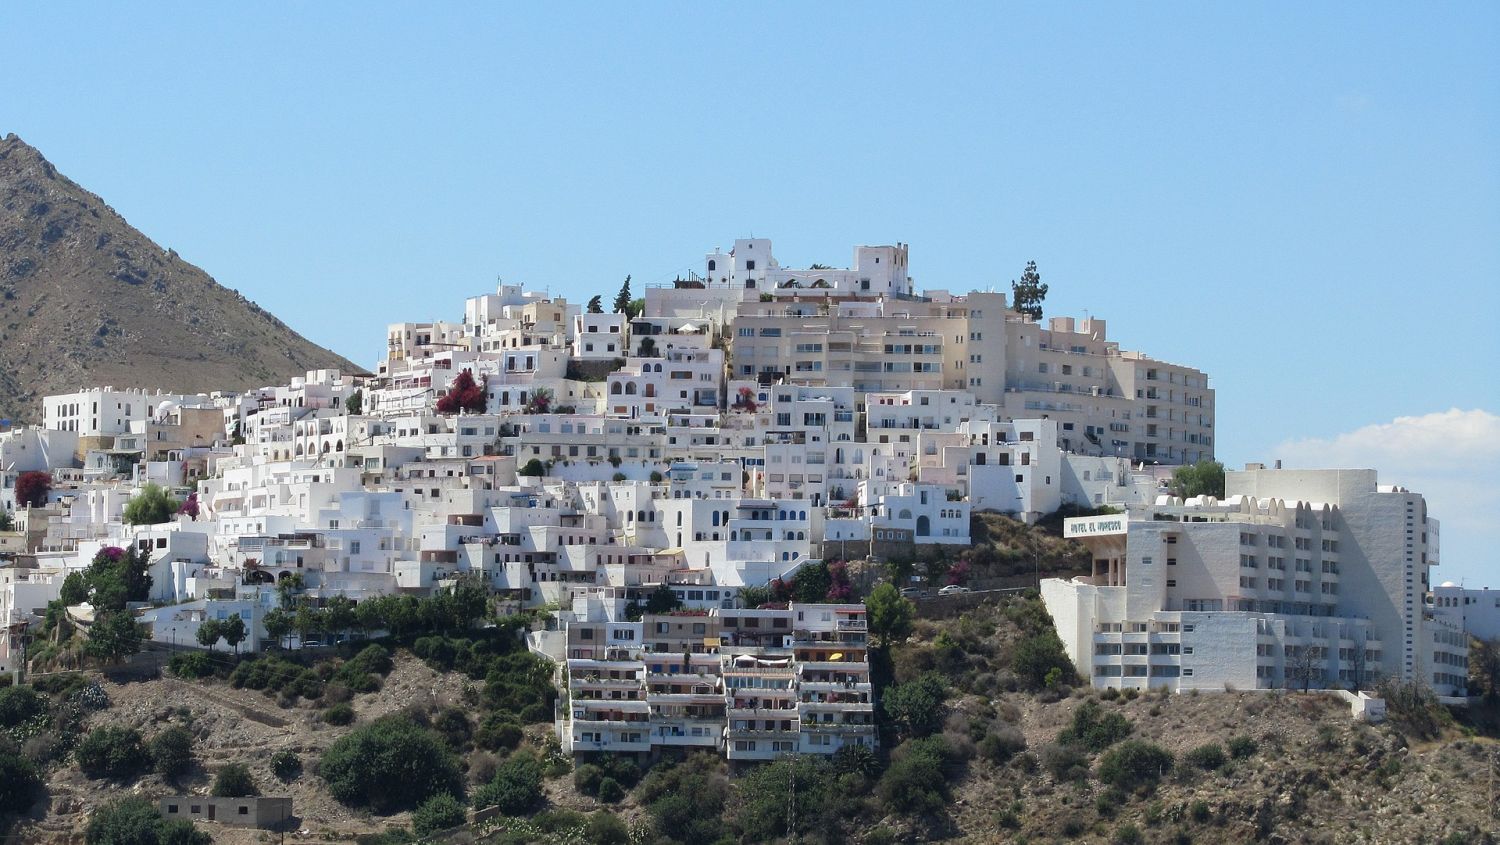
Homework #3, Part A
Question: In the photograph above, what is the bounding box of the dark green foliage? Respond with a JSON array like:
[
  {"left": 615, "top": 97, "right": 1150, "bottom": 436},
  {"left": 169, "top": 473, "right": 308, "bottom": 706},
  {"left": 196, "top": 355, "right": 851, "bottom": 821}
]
[
  {"left": 878, "top": 736, "right": 954, "bottom": 815},
  {"left": 978, "top": 723, "right": 1028, "bottom": 763},
  {"left": 573, "top": 763, "right": 604, "bottom": 795},
  {"left": 883, "top": 672, "right": 947, "bottom": 739},
  {"left": 332, "top": 644, "right": 392, "bottom": 693},
  {"left": 518, "top": 459, "right": 546, "bottom": 477},
  {"left": 866, "top": 582, "right": 914, "bottom": 645},
  {"left": 472, "top": 750, "right": 544, "bottom": 815},
  {"left": 147, "top": 726, "right": 193, "bottom": 778},
  {"left": 122, "top": 482, "right": 180, "bottom": 525},
  {"left": 320, "top": 715, "right": 464, "bottom": 814},
  {"left": 1010, "top": 260, "right": 1048, "bottom": 320},
  {"left": 1097, "top": 740, "right": 1174, "bottom": 791},
  {"left": 84, "top": 610, "right": 144, "bottom": 665},
  {"left": 212, "top": 762, "right": 257, "bottom": 797},
  {"left": 612, "top": 275, "right": 632, "bottom": 315},
  {"left": 731, "top": 755, "right": 845, "bottom": 842},
  {"left": 790, "top": 561, "right": 831, "bottom": 604},
  {"left": 595, "top": 776, "right": 624, "bottom": 803},
  {"left": 1227, "top": 735, "right": 1258, "bottom": 759},
  {"left": 411, "top": 792, "right": 466, "bottom": 835},
  {"left": 1114, "top": 822, "right": 1144, "bottom": 844},
  {"left": 637, "top": 752, "right": 728, "bottom": 843},
  {"left": 1170, "top": 461, "right": 1225, "bottom": 500},
  {"left": 431, "top": 706, "right": 472, "bottom": 752},
  {"left": 643, "top": 584, "right": 681, "bottom": 615},
  {"left": 86, "top": 797, "right": 212, "bottom": 845},
  {"left": 168, "top": 652, "right": 214, "bottom": 680},
  {"left": 322, "top": 702, "right": 355, "bottom": 725},
  {"left": 476, "top": 714, "right": 523, "bottom": 750},
  {"left": 0, "top": 685, "right": 45, "bottom": 727},
  {"left": 60, "top": 571, "right": 88, "bottom": 605},
  {"left": 346, "top": 389, "right": 363, "bottom": 416},
  {"left": 1184, "top": 743, "right": 1226, "bottom": 771},
  {"left": 1010, "top": 628, "right": 1074, "bottom": 689},
  {"left": 270, "top": 749, "right": 302, "bottom": 781},
  {"left": 1039, "top": 742, "right": 1090, "bottom": 782},
  {"left": 230, "top": 654, "right": 323, "bottom": 701},
  {"left": 0, "top": 749, "right": 42, "bottom": 815},
  {"left": 585, "top": 812, "right": 629, "bottom": 845},
  {"left": 1058, "top": 699, "right": 1132, "bottom": 751},
  {"left": 76, "top": 726, "right": 150, "bottom": 780}
]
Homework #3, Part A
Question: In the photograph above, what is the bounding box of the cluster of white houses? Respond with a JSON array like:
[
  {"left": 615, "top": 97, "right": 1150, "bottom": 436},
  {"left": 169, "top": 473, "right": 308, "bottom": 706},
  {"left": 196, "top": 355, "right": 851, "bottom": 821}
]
[{"left": 0, "top": 237, "right": 1488, "bottom": 757}]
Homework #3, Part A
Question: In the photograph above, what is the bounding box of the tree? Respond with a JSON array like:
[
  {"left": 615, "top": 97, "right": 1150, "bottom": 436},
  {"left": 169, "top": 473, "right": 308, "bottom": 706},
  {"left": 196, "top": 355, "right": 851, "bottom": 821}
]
[
  {"left": 345, "top": 388, "right": 363, "bottom": 416},
  {"left": 148, "top": 726, "right": 194, "bottom": 779},
  {"left": 212, "top": 763, "right": 257, "bottom": 797},
  {"left": 644, "top": 584, "right": 682, "bottom": 615},
  {"left": 122, "top": 483, "right": 180, "bottom": 525},
  {"left": 60, "top": 571, "right": 88, "bottom": 605},
  {"left": 177, "top": 492, "right": 199, "bottom": 521},
  {"left": 1010, "top": 260, "right": 1047, "bottom": 321},
  {"left": 0, "top": 685, "right": 45, "bottom": 727},
  {"left": 436, "top": 369, "right": 486, "bottom": 415},
  {"left": 791, "top": 562, "right": 831, "bottom": 604},
  {"left": 0, "top": 749, "right": 41, "bottom": 816},
  {"left": 195, "top": 618, "right": 223, "bottom": 649},
  {"left": 220, "top": 614, "right": 247, "bottom": 654},
  {"left": 262, "top": 608, "right": 292, "bottom": 649},
  {"left": 866, "top": 583, "right": 914, "bottom": 646},
  {"left": 523, "top": 386, "right": 553, "bottom": 414},
  {"left": 1287, "top": 643, "right": 1322, "bottom": 692},
  {"left": 276, "top": 572, "right": 305, "bottom": 609},
  {"left": 14, "top": 470, "right": 50, "bottom": 508},
  {"left": 1097, "top": 740, "right": 1174, "bottom": 791},
  {"left": 1058, "top": 699, "right": 1132, "bottom": 751},
  {"left": 1011, "top": 629, "right": 1074, "bottom": 689},
  {"left": 1170, "top": 460, "right": 1225, "bottom": 498},
  {"left": 518, "top": 458, "right": 546, "bottom": 477},
  {"left": 637, "top": 336, "right": 656, "bottom": 357},
  {"left": 85, "top": 610, "right": 144, "bottom": 665},
  {"left": 613, "top": 275, "right": 633, "bottom": 314},
  {"left": 626, "top": 298, "right": 644, "bottom": 320},
  {"left": 587, "top": 295, "right": 604, "bottom": 314},
  {"left": 0, "top": 509, "right": 12, "bottom": 531},
  {"left": 76, "top": 726, "right": 150, "bottom": 780},
  {"left": 320, "top": 715, "right": 464, "bottom": 813},
  {"left": 883, "top": 673, "right": 948, "bottom": 739},
  {"left": 737, "top": 585, "right": 771, "bottom": 609},
  {"left": 324, "top": 596, "right": 357, "bottom": 642}
]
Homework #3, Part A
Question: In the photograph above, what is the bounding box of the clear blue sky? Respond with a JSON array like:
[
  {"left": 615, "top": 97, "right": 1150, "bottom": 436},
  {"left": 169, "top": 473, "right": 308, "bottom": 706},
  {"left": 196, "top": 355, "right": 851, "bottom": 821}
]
[{"left": 5, "top": 3, "right": 1498, "bottom": 579}]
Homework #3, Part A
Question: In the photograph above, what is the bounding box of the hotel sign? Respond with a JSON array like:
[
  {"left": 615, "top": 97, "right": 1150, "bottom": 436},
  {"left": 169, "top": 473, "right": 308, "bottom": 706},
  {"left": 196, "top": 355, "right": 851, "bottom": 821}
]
[{"left": 1065, "top": 516, "right": 1127, "bottom": 538}]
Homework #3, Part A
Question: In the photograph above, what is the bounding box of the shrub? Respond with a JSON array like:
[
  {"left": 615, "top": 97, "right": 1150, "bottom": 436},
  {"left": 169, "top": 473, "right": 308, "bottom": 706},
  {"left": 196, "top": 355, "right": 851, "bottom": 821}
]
[
  {"left": 322, "top": 702, "right": 356, "bottom": 725},
  {"left": 168, "top": 652, "right": 215, "bottom": 680},
  {"left": 212, "top": 762, "right": 257, "bottom": 797},
  {"left": 574, "top": 763, "right": 604, "bottom": 795},
  {"left": 476, "top": 715, "right": 523, "bottom": 751},
  {"left": 1058, "top": 699, "right": 1132, "bottom": 751},
  {"left": 585, "top": 812, "right": 630, "bottom": 845},
  {"left": 320, "top": 716, "right": 464, "bottom": 814},
  {"left": 76, "top": 726, "right": 150, "bottom": 780},
  {"left": 877, "top": 737, "right": 952, "bottom": 815},
  {"left": 473, "top": 751, "right": 544, "bottom": 815},
  {"left": 1184, "top": 743, "right": 1226, "bottom": 771},
  {"left": 1115, "top": 822, "right": 1144, "bottom": 844},
  {"left": 978, "top": 724, "right": 1028, "bottom": 763},
  {"left": 148, "top": 726, "right": 194, "bottom": 778},
  {"left": 0, "top": 749, "right": 42, "bottom": 815},
  {"left": 1097, "top": 740, "right": 1174, "bottom": 791},
  {"left": 86, "top": 796, "right": 212, "bottom": 845},
  {"left": 0, "top": 685, "right": 45, "bottom": 727},
  {"left": 1227, "top": 735, "right": 1258, "bottom": 759},
  {"left": 411, "top": 792, "right": 466, "bottom": 836},
  {"left": 595, "top": 776, "right": 624, "bottom": 803},
  {"left": 1011, "top": 629, "right": 1075, "bottom": 689},
  {"left": 1039, "top": 742, "right": 1090, "bottom": 782},
  {"left": 271, "top": 749, "right": 302, "bottom": 781},
  {"left": 431, "top": 707, "right": 472, "bottom": 752},
  {"left": 1189, "top": 800, "right": 1212, "bottom": 822},
  {"left": 883, "top": 673, "right": 948, "bottom": 739}
]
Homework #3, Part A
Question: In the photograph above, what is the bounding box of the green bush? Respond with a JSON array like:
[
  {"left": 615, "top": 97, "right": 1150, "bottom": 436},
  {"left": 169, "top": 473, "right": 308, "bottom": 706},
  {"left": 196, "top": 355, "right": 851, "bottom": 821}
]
[
  {"left": 1039, "top": 742, "right": 1090, "bottom": 782},
  {"left": 168, "top": 652, "right": 215, "bottom": 680},
  {"left": 212, "top": 762, "right": 257, "bottom": 797},
  {"left": 1011, "top": 630, "right": 1075, "bottom": 689},
  {"left": 86, "top": 796, "right": 212, "bottom": 845},
  {"left": 230, "top": 655, "right": 323, "bottom": 701},
  {"left": 978, "top": 724, "right": 1027, "bottom": 763},
  {"left": 574, "top": 763, "right": 604, "bottom": 795},
  {"left": 595, "top": 776, "right": 624, "bottom": 803},
  {"left": 0, "top": 749, "right": 42, "bottom": 815},
  {"left": 585, "top": 812, "right": 630, "bottom": 845},
  {"left": 1227, "top": 735, "right": 1258, "bottom": 759},
  {"left": 882, "top": 673, "right": 948, "bottom": 739},
  {"left": 147, "top": 726, "right": 194, "bottom": 778},
  {"left": 636, "top": 752, "right": 727, "bottom": 843},
  {"left": 1115, "top": 822, "right": 1144, "bottom": 844},
  {"left": 1183, "top": 743, "right": 1226, "bottom": 771},
  {"left": 472, "top": 751, "right": 544, "bottom": 815},
  {"left": 877, "top": 736, "right": 953, "bottom": 815},
  {"left": 321, "top": 716, "right": 464, "bottom": 813},
  {"left": 271, "top": 749, "right": 302, "bottom": 781},
  {"left": 1189, "top": 800, "right": 1212, "bottom": 822},
  {"left": 431, "top": 707, "right": 472, "bottom": 752},
  {"left": 322, "top": 702, "right": 356, "bottom": 725},
  {"left": 1058, "top": 699, "right": 1132, "bottom": 751},
  {"left": 476, "top": 715, "right": 523, "bottom": 751},
  {"left": 0, "top": 685, "right": 45, "bottom": 727},
  {"left": 411, "top": 792, "right": 466, "bottom": 836},
  {"left": 76, "top": 726, "right": 150, "bottom": 780},
  {"left": 1097, "top": 740, "right": 1174, "bottom": 791}
]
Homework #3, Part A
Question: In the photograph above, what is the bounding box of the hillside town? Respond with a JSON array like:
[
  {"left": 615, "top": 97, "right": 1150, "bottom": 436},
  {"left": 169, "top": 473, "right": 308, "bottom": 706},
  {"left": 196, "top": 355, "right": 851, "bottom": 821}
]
[{"left": 0, "top": 237, "right": 1489, "bottom": 775}]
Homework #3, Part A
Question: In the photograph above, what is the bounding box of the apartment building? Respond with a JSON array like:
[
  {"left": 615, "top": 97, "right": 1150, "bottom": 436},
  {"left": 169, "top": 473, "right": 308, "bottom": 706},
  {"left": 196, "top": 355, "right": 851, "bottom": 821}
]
[
  {"left": 555, "top": 602, "right": 874, "bottom": 760},
  {"left": 1042, "top": 468, "right": 1457, "bottom": 695}
]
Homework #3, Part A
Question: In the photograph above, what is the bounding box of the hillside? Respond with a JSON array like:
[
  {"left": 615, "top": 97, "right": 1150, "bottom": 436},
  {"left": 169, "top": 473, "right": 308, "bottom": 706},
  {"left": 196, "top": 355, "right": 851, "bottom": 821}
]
[
  {"left": 0, "top": 134, "right": 358, "bottom": 422},
  {"left": 5, "top": 598, "right": 1497, "bottom": 845}
]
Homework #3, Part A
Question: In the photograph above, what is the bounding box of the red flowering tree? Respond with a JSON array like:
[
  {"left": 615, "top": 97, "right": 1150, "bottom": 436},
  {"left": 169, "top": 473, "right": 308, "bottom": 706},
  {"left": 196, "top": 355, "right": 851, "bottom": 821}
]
[
  {"left": 436, "top": 369, "right": 486, "bottom": 414},
  {"left": 769, "top": 578, "right": 792, "bottom": 603},
  {"left": 731, "top": 387, "right": 758, "bottom": 413},
  {"left": 945, "top": 559, "right": 971, "bottom": 586},
  {"left": 13, "top": 471, "right": 50, "bottom": 508},
  {"left": 825, "top": 560, "right": 854, "bottom": 602},
  {"left": 179, "top": 492, "right": 200, "bottom": 521}
]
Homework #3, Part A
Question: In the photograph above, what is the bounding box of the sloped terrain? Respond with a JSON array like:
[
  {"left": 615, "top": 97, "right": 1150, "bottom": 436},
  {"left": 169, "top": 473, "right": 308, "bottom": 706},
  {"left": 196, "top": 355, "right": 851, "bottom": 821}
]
[{"left": 0, "top": 134, "right": 358, "bottom": 422}]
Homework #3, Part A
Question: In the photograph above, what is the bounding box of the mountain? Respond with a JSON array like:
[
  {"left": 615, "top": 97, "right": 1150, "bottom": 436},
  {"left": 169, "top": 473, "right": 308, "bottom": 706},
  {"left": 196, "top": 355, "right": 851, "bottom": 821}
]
[{"left": 0, "top": 134, "right": 360, "bottom": 422}]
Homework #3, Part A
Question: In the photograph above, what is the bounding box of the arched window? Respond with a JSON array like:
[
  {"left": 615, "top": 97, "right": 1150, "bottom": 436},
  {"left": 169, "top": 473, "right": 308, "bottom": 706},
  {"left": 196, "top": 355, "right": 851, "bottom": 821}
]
[
  {"left": 899, "top": 509, "right": 912, "bottom": 520},
  {"left": 916, "top": 515, "right": 931, "bottom": 536},
  {"left": 625, "top": 383, "right": 637, "bottom": 395},
  {"left": 708, "top": 259, "right": 716, "bottom": 271},
  {"left": 711, "top": 512, "right": 720, "bottom": 527},
  {"left": 611, "top": 383, "right": 623, "bottom": 395}
]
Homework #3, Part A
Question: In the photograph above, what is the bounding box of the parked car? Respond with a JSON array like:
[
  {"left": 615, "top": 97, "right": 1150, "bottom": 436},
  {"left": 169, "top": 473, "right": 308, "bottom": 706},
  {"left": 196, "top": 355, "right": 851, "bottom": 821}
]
[
  {"left": 301, "top": 640, "right": 323, "bottom": 648},
  {"left": 938, "top": 584, "right": 971, "bottom": 596},
  {"left": 899, "top": 587, "right": 925, "bottom": 599}
]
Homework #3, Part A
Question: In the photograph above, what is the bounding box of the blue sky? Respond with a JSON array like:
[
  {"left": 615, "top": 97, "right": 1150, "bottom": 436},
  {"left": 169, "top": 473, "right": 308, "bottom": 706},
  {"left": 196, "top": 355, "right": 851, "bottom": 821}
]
[{"left": 5, "top": 3, "right": 1497, "bottom": 581}]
